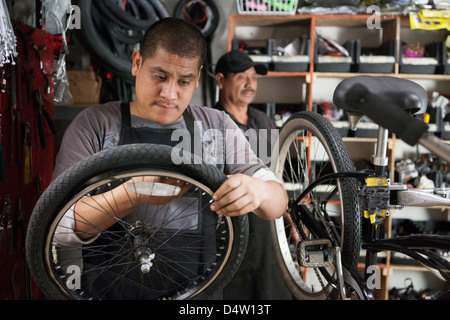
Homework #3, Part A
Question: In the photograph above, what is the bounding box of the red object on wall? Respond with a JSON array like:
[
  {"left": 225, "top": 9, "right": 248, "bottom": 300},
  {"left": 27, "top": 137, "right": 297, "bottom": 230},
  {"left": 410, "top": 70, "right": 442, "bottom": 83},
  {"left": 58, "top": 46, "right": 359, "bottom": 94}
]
[{"left": 0, "top": 23, "right": 56, "bottom": 300}]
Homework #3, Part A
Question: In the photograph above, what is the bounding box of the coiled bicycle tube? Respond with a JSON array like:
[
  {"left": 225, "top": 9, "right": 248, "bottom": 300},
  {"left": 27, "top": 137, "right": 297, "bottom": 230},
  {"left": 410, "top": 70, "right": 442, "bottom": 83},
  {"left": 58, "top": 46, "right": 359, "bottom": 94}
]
[
  {"left": 101, "top": 0, "right": 158, "bottom": 30},
  {"left": 79, "top": 0, "right": 169, "bottom": 84},
  {"left": 342, "top": 83, "right": 429, "bottom": 146}
]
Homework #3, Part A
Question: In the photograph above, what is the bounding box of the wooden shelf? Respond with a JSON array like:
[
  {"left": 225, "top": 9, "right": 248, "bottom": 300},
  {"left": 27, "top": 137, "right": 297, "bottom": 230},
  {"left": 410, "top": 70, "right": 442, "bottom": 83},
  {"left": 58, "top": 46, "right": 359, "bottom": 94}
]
[
  {"left": 391, "top": 264, "right": 440, "bottom": 272},
  {"left": 313, "top": 72, "right": 450, "bottom": 80},
  {"left": 266, "top": 71, "right": 310, "bottom": 77}
]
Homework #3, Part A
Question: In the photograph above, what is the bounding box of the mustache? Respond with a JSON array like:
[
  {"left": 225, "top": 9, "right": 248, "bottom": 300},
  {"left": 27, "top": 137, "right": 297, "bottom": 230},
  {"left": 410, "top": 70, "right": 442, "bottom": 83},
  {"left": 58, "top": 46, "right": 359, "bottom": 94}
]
[
  {"left": 154, "top": 99, "right": 178, "bottom": 108},
  {"left": 241, "top": 89, "right": 256, "bottom": 94}
]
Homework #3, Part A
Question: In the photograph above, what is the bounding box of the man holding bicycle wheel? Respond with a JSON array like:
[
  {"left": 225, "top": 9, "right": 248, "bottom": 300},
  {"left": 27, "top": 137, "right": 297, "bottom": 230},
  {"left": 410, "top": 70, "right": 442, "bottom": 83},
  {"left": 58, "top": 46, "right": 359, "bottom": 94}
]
[{"left": 51, "top": 18, "right": 288, "bottom": 298}]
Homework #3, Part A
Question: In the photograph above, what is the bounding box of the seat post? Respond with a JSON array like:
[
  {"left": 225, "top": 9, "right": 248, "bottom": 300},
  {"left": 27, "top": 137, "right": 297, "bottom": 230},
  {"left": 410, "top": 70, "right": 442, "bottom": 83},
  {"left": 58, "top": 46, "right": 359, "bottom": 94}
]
[{"left": 372, "top": 126, "right": 389, "bottom": 176}]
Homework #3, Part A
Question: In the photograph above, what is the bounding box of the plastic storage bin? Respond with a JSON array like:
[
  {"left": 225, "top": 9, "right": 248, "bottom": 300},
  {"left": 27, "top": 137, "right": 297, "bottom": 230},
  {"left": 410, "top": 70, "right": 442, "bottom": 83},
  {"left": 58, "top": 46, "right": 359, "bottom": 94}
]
[
  {"left": 236, "top": 0, "right": 298, "bottom": 15},
  {"left": 314, "top": 39, "right": 355, "bottom": 72},
  {"left": 269, "top": 38, "right": 311, "bottom": 72},
  {"left": 399, "top": 42, "right": 439, "bottom": 74},
  {"left": 355, "top": 40, "right": 397, "bottom": 73}
]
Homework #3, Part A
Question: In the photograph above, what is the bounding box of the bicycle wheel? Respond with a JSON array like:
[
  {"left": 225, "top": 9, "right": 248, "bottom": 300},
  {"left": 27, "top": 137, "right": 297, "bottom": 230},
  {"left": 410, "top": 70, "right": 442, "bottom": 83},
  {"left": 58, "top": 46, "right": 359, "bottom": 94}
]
[
  {"left": 270, "top": 111, "right": 360, "bottom": 299},
  {"left": 26, "top": 144, "right": 248, "bottom": 300}
]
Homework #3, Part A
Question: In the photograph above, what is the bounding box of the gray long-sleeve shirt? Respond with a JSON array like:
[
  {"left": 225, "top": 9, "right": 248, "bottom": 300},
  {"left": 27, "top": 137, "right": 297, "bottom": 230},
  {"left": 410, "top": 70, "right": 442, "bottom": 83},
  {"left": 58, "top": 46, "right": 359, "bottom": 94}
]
[
  {"left": 53, "top": 101, "right": 281, "bottom": 246},
  {"left": 53, "top": 101, "right": 277, "bottom": 180}
]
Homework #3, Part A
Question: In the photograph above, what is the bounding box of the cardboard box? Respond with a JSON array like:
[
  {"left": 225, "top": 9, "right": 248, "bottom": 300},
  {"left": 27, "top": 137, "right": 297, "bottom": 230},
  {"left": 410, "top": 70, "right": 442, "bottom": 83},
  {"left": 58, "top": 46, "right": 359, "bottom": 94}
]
[{"left": 67, "top": 70, "right": 102, "bottom": 105}]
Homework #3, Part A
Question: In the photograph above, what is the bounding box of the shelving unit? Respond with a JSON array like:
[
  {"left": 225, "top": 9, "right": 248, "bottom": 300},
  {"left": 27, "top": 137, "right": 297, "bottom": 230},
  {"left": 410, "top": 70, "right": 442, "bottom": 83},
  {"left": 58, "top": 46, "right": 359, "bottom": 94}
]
[
  {"left": 227, "top": 13, "right": 450, "bottom": 110},
  {"left": 228, "top": 13, "right": 450, "bottom": 299}
]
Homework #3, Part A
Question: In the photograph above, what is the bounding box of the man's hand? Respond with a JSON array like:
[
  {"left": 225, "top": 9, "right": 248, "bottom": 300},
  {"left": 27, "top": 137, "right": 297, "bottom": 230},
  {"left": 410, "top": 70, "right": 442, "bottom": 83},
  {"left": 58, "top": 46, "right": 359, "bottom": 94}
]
[{"left": 210, "top": 173, "right": 287, "bottom": 220}]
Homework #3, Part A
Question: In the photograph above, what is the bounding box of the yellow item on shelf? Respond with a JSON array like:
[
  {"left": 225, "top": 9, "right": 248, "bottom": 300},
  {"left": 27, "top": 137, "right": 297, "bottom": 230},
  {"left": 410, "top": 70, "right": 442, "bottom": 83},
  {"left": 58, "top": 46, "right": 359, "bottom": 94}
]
[{"left": 410, "top": 10, "right": 450, "bottom": 30}]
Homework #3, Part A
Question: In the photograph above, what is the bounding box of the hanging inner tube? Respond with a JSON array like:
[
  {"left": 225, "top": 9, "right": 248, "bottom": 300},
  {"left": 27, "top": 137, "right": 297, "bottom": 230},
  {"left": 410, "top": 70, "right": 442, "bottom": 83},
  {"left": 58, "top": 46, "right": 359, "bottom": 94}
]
[{"left": 78, "top": 0, "right": 169, "bottom": 86}]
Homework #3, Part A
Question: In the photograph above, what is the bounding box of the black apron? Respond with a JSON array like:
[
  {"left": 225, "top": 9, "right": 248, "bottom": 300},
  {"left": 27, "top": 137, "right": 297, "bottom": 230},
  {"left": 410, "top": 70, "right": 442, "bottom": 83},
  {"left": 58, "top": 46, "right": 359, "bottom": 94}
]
[
  {"left": 119, "top": 102, "right": 196, "bottom": 146},
  {"left": 81, "top": 103, "right": 216, "bottom": 299}
]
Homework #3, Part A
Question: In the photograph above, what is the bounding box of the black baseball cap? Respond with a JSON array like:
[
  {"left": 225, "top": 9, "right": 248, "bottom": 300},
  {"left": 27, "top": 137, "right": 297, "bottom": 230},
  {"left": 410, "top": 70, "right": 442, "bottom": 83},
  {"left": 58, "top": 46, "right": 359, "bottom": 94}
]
[{"left": 215, "top": 50, "right": 268, "bottom": 75}]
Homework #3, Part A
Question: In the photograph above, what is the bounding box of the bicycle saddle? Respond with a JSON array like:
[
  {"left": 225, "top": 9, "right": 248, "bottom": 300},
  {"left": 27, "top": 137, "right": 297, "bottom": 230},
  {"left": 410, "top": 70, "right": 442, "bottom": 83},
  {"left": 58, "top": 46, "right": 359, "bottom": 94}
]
[{"left": 333, "top": 75, "right": 428, "bottom": 116}]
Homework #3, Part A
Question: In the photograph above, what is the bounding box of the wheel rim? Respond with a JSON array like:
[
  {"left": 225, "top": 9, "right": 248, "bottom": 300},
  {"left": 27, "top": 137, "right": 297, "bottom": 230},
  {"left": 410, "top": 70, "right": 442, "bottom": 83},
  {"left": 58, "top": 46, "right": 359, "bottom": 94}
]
[{"left": 44, "top": 170, "right": 234, "bottom": 300}]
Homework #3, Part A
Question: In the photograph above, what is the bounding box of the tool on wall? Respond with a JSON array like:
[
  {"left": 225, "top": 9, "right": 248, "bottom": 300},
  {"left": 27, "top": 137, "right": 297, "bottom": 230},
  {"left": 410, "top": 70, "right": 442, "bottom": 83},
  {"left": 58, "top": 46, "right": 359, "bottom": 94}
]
[
  {"left": 0, "top": 2, "right": 57, "bottom": 300},
  {"left": 1, "top": 194, "right": 12, "bottom": 255},
  {"left": 22, "top": 121, "right": 32, "bottom": 184},
  {"left": 0, "top": 113, "right": 4, "bottom": 181},
  {"left": 34, "top": 89, "right": 56, "bottom": 148}
]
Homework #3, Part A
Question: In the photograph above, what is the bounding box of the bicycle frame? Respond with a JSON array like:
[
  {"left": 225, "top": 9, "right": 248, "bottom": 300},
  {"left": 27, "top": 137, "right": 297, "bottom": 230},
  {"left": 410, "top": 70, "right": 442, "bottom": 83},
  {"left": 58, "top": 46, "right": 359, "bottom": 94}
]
[
  {"left": 361, "top": 124, "right": 450, "bottom": 293},
  {"left": 302, "top": 75, "right": 450, "bottom": 299},
  {"left": 289, "top": 121, "right": 450, "bottom": 300}
]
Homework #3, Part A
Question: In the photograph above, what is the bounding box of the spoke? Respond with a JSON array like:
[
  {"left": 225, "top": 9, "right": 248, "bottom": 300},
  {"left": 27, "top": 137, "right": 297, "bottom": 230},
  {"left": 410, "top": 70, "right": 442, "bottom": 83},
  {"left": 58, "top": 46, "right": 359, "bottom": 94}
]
[{"left": 47, "top": 172, "right": 234, "bottom": 299}]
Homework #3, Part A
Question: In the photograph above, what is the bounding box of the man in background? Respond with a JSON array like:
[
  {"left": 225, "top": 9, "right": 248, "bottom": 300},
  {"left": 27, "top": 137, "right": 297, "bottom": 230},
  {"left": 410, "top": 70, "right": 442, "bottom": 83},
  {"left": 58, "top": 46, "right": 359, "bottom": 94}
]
[{"left": 215, "top": 50, "right": 292, "bottom": 300}]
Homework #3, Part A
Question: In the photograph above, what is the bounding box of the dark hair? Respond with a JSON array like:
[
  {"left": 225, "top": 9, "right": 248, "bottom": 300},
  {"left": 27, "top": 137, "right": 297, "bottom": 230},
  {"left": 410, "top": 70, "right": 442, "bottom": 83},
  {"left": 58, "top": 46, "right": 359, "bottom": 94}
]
[{"left": 140, "top": 17, "right": 206, "bottom": 70}]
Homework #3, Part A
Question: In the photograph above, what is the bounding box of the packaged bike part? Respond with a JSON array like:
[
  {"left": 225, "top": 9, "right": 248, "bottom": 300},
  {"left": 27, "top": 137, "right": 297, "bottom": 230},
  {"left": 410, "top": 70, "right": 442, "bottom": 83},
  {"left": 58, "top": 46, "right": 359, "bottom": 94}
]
[
  {"left": 44, "top": 0, "right": 73, "bottom": 105},
  {"left": 126, "top": 181, "right": 181, "bottom": 197}
]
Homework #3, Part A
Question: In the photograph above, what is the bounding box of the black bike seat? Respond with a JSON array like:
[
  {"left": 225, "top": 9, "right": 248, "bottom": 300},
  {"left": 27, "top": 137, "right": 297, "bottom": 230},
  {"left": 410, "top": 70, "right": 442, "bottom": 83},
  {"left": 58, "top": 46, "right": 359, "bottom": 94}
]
[{"left": 333, "top": 75, "right": 428, "bottom": 116}]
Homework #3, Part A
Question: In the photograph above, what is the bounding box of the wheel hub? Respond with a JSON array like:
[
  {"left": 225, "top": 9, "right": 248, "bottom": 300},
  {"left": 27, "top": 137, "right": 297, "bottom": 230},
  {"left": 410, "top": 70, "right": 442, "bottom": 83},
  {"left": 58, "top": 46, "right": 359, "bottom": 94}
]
[
  {"left": 135, "top": 247, "right": 155, "bottom": 274},
  {"left": 130, "top": 222, "right": 156, "bottom": 274}
]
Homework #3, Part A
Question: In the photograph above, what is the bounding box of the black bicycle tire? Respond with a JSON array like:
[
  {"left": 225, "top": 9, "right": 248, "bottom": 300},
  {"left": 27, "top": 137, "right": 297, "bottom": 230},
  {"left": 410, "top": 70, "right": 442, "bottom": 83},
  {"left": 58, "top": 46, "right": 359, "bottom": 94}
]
[
  {"left": 126, "top": 0, "right": 141, "bottom": 18},
  {"left": 148, "top": 0, "right": 170, "bottom": 19},
  {"left": 101, "top": 0, "right": 159, "bottom": 30},
  {"left": 173, "top": 0, "right": 220, "bottom": 38},
  {"left": 26, "top": 143, "right": 248, "bottom": 300},
  {"left": 109, "top": 23, "right": 144, "bottom": 45},
  {"left": 79, "top": 0, "right": 134, "bottom": 82},
  {"left": 93, "top": 0, "right": 141, "bottom": 31},
  {"left": 91, "top": 1, "right": 150, "bottom": 43},
  {"left": 79, "top": 0, "right": 168, "bottom": 85},
  {"left": 134, "top": 0, "right": 159, "bottom": 22},
  {"left": 131, "top": 0, "right": 168, "bottom": 21},
  {"left": 270, "top": 111, "right": 360, "bottom": 299}
]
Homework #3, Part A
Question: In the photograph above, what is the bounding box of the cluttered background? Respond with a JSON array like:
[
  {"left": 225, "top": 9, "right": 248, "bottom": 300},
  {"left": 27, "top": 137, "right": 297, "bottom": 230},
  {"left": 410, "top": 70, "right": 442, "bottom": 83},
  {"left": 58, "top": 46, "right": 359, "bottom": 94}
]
[{"left": 0, "top": 0, "right": 449, "bottom": 300}]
